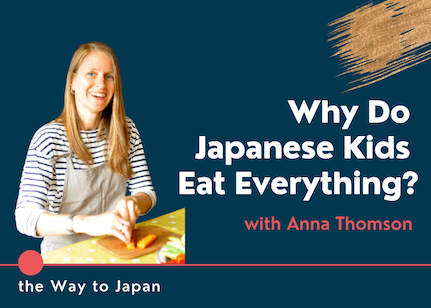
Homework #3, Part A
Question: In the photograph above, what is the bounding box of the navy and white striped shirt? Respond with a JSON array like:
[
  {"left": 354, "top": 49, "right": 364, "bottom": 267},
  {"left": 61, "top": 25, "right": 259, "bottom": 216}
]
[{"left": 15, "top": 117, "right": 156, "bottom": 237}]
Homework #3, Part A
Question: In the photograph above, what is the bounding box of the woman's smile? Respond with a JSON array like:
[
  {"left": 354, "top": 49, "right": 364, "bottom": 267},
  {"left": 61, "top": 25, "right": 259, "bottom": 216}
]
[{"left": 89, "top": 92, "right": 108, "bottom": 99}]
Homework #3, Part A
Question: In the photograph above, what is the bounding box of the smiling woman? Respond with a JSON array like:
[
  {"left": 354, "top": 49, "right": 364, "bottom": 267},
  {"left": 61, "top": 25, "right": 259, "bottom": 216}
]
[{"left": 15, "top": 42, "right": 157, "bottom": 254}]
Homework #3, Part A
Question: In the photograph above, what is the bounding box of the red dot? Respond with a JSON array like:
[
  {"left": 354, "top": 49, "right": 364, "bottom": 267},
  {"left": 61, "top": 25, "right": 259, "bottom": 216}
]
[{"left": 18, "top": 250, "right": 44, "bottom": 276}]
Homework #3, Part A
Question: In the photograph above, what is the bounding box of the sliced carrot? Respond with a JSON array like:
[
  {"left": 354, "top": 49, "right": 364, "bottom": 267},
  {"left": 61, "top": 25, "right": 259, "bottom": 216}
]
[
  {"left": 167, "top": 254, "right": 185, "bottom": 264},
  {"left": 175, "top": 254, "right": 185, "bottom": 263},
  {"left": 126, "top": 242, "right": 136, "bottom": 250},
  {"left": 137, "top": 234, "right": 157, "bottom": 249}
]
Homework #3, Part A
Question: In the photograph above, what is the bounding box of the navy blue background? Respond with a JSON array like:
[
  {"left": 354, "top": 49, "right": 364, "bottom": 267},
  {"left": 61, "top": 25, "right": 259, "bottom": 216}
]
[{"left": 2, "top": 0, "right": 430, "bottom": 306}]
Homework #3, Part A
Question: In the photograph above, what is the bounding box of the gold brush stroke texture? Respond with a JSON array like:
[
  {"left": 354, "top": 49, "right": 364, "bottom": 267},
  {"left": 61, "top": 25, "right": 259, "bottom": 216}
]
[{"left": 328, "top": 0, "right": 431, "bottom": 91}]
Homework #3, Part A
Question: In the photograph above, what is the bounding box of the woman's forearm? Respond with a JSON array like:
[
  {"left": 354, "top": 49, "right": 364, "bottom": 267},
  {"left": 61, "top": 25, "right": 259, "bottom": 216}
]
[
  {"left": 35, "top": 193, "right": 152, "bottom": 240},
  {"left": 130, "top": 192, "right": 152, "bottom": 216},
  {"left": 36, "top": 212, "right": 75, "bottom": 236},
  {"left": 37, "top": 210, "right": 132, "bottom": 243}
]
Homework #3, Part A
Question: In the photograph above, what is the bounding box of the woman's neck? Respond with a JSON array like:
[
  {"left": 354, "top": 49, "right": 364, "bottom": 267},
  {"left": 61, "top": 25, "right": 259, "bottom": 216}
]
[{"left": 79, "top": 113, "right": 101, "bottom": 131}]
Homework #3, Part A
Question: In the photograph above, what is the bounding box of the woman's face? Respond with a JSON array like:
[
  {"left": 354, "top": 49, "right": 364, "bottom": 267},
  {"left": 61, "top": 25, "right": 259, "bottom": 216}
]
[{"left": 71, "top": 51, "right": 115, "bottom": 121}]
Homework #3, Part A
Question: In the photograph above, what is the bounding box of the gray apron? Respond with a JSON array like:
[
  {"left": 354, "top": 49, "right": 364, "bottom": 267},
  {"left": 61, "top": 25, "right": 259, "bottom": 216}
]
[{"left": 41, "top": 153, "right": 127, "bottom": 253}]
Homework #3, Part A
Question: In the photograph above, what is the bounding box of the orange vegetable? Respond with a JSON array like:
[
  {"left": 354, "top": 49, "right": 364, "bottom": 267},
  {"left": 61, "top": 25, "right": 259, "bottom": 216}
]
[
  {"left": 126, "top": 242, "right": 136, "bottom": 250},
  {"left": 175, "top": 254, "right": 186, "bottom": 263},
  {"left": 168, "top": 254, "right": 185, "bottom": 264},
  {"left": 137, "top": 234, "right": 157, "bottom": 249}
]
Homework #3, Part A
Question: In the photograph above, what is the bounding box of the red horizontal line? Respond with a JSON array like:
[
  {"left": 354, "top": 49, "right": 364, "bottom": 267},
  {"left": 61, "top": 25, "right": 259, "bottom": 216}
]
[
  {"left": 0, "top": 264, "right": 17, "bottom": 266},
  {"left": 2, "top": 264, "right": 431, "bottom": 267}
]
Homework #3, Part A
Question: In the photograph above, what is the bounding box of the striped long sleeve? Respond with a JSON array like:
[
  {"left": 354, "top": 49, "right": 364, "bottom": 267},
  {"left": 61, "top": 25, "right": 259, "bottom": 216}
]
[{"left": 15, "top": 117, "right": 156, "bottom": 237}]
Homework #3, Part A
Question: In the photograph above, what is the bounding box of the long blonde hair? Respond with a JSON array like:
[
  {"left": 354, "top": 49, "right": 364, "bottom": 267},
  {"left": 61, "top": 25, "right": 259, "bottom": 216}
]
[{"left": 57, "top": 42, "right": 132, "bottom": 179}]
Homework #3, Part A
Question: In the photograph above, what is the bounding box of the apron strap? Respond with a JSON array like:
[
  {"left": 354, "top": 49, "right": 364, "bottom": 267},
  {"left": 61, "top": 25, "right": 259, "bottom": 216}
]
[{"left": 49, "top": 152, "right": 72, "bottom": 164}]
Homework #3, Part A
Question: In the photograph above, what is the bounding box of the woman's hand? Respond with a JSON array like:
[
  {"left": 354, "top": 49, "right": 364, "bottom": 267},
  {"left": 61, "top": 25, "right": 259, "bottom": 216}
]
[
  {"left": 73, "top": 210, "right": 133, "bottom": 243},
  {"left": 115, "top": 192, "right": 152, "bottom": 225},
  {"left": 115, "top": 196, "right": 142, "bottom": 229}
]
